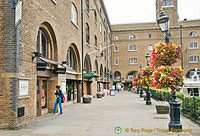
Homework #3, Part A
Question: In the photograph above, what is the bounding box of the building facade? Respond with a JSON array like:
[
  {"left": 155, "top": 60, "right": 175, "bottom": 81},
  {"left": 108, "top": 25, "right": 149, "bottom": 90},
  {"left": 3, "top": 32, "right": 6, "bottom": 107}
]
[
  {"left": 0, "top": 0, "right": 112, "bottom": 129},
  {"left": 112, "top": 0, "right": 200, "bottom": 91}
]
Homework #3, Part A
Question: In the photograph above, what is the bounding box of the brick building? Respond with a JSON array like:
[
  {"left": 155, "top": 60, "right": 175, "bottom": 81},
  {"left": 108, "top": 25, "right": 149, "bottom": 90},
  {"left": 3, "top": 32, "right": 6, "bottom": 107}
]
[
  {"left": 0, "top": 0, "right": 112, "bottom": 129},
  {"left": 112, "top": 0, "right": 200, "bottom": 90}
]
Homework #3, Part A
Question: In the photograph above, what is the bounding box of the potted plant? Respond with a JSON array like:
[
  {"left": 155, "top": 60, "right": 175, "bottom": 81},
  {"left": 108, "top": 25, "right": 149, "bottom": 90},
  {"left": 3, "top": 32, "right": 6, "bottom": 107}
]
[
  {"left": 83, "top": 95, "right": 93, "bottom": 103},
  {"left": 155, "top": 101, "right": 170, "bottom": 114},
  {"left": 96, "top": 92, "right": 103, "bottom": 98}
]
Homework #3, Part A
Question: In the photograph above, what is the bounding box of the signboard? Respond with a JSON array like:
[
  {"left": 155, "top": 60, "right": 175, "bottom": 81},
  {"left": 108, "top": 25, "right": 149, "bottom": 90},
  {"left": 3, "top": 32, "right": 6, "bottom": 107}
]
[
  {"left": 61, "top": 81, "right": 66, "bottom": 94},
  {"left": 15, "top": 1, "right": 22, "bottom": 26},
  {"left": 19, "top": 79, "right": 29, "bottom": 96}
]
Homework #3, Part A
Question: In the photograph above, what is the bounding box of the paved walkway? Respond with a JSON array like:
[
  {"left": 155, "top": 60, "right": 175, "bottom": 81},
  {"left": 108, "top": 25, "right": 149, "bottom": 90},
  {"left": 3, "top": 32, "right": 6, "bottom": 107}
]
[{"left": 1, "top": 91, "right": 200, "bottom": 136}]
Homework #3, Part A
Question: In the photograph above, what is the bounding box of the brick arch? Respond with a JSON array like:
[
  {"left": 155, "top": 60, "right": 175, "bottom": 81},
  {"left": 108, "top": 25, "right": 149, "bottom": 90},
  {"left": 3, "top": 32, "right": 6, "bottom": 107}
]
[
  {"left": 67, "top": 43, "right": 81, "bottom": 73},
  {"left": 37, "top": 22, "right": 58, "bottom": 61}
]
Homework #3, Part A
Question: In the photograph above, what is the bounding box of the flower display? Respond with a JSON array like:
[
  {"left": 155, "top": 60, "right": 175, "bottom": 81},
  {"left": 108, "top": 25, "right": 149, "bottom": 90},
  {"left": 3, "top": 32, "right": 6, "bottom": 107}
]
[
  {"left": 151, "top": 42, "right": 182, "bottom": 67},
  {"left": 133, "top": 77, "right": 138, "bottom": 86},
  {"left": 152, "top": 66, "right": 184, "bottom": 90},
  {"left": 142, "top": 66, "right": 154, "bottom": 87}
]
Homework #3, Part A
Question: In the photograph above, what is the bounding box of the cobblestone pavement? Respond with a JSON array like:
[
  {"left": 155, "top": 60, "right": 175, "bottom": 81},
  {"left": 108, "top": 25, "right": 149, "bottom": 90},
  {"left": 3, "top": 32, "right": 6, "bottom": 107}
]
[{"left": 1, "top": 91, "right": 200, "bottom": 136}]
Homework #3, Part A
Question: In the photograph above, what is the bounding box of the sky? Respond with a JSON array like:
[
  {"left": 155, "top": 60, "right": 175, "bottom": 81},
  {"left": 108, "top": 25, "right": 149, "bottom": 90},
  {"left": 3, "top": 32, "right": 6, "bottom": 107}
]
[{"left": 103, "top": 0, "right": 200, "bottom": 24}]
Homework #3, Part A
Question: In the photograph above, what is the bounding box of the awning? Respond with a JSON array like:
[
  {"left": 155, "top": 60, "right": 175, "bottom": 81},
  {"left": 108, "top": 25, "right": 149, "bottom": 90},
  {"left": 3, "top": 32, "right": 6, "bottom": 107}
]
[
  {"left": 38, "top": 57, "right": 59, "bottom": 65},
  {"left": 83, "top": 73, "right": 100, "bottom": 80}
]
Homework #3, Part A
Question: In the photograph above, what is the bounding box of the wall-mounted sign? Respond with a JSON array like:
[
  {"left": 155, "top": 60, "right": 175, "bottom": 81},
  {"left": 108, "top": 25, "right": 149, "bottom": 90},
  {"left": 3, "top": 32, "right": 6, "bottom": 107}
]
[
  {"left": 19, "top": 79, "right": 29, "bottom": 96},
  {"left": 15, "top": 1, "right": 22, "bottom": 26}
]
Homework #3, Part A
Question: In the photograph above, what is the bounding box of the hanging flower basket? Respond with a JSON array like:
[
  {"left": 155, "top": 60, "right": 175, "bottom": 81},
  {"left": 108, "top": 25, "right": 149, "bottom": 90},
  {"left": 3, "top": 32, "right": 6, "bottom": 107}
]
[
  {"left": 152, "top": 66, "right": 184, "bottom": 90},
  {"left": 151, "top": 42, "right": 182, "bottom": 67}
]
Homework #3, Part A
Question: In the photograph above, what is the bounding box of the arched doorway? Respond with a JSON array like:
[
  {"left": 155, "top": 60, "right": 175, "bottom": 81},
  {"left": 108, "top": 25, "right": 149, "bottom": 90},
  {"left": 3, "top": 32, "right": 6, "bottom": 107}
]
[
  {"left": 66, "top": 43, "right": 81, "bottom": 102},
  {"left": 36, "top": 22, "right": 58, "bottom": 116},
  {"left": 125, "top": 71, "right": 137, "bottom": 90},
  {"left": 114, "top": 71, "right": 121, "bottom": 90},
  {"left": 98, "top": 64, "right": 104, "bottom": 92},
  {"left": 83, "top": 54, "right": 92, "bottom": 95}
]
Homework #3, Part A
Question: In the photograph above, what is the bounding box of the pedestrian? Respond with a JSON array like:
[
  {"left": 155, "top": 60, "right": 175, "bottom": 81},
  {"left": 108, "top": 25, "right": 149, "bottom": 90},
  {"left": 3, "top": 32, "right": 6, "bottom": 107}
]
[
  {"left": 53, "top": 85, "right": 64, "bottom": 115},
  {"left": 121, "top": 84, "right": 124, "bottom": 93},
  {"left": 117, "top": 83, "right": 121, "bottom": 92}
]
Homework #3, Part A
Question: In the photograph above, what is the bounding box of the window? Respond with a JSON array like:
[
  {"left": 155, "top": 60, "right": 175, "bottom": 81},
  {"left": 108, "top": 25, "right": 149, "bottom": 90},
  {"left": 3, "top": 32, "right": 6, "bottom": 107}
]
[
  {"left": 148, "top": 34, "right": 152, "bottom": 39},
  {"left": 71, "top": 3, "right": 78, "bottom": 26},
  {"left": 129, "top": 35, "right": 136, "bottom": 40},
  {"left": 130, "top": 58, "right": 138, "bottom": 64},
  {"left": 189, "top": 32, "right": 198, "bottom": 37},
  {"left": 114, "top": 59, "right": 119, "bottom": 65},
  {"left": 95, "top": 36, "right": 97, "bottom": 47},
  {"left": 67, "top": 48, "right": 75, "bottom": 70},
  {"left": 94, "top": 10, "right": 97, "bottom": 22},
  {"left": 189, "top": 42, "right": 198, "bottom": 49},
  {"left": 162, "top": 0, "right": 173, "bottom": 6},
  {"left": 100, "top": 23, "right": 102, "bottom": 33},
  {"left": 51, "top": 0, "right": 56, "bottom": 4},
  {"left": 86, "top": 23, "right": 90, "bottom": 44},
  {"left": 114, "top": 36, "right": 118, "bottom": 40},
  {"left": 85, "top": 0, "right": 89, "bottom": 13},
  {"left": 37, "top": 30, "right": 47, "bottom": 58},
  {"left": 100, "top": 44, "right": 103, "bottom": 56},
  {"left": 114, "top": 46, "right": 119, "bottom": 52},
  {"left": 189, "top": 56, "right": 199, "bottom": 63},
  {"left": 148, "top": 44, "right": 153, "bottom": 51},
  {"left": 104, "top": 31, "right": 106, "bottom": 42},
  {"left": 129, "top": 45, "right": 137, "bottom": 51}
]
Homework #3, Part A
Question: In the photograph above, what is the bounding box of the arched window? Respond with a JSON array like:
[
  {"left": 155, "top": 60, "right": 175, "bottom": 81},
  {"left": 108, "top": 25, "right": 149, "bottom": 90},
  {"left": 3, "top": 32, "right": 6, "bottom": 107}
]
[
  {"left": 37, "top": 29, "right": 47, "bottom": 58},
  {"left": 162, "top": 0, "right": 173, "bottom": 6},
  {"left": 94, "top": 10, "right": 97, "bottom": 22},
  {"left": 71, "top": 3, "right": 78, "bottom": 26},
  {"left": 189, "top": 32, "right": 198, "bottom": 37},
  {"left": 67, "top": 48, "right": 76, "bottom": 70},
  {"left": 85, "top": 0, "right": 89, "bottom": 13},
  {"left": 86, "top": 23, "right": 90, "bottom": 44},
  {"left": 104, "top": 31, "right": 106, "bottom": 42},
  {"left": 95, "top": 35, "right": 97, "bottom": 47}
]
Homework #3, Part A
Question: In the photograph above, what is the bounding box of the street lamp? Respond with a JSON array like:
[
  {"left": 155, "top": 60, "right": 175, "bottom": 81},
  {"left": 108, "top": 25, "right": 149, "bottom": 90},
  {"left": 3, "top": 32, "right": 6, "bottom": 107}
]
[
  {"left": 157, "top": 10, "right": 182, "bottom": 131},
  {"left": 145, "top": 53, "right": 151, "bottom": 105},
  {"left": 139, "top": 64, "right": 143, "bottom": 98},
  {"left": 157, "top": 9, "right": 170, "bottom": 43}
]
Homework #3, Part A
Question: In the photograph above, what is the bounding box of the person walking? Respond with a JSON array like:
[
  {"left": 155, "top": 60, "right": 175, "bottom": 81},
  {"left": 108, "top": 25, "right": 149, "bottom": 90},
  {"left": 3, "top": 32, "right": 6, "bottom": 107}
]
[
  {"left": 53, "top": 85, "right": 64, "bottom": 115},
  {"left": 121, "top": 84, "right": 124, "bottom": 93}
]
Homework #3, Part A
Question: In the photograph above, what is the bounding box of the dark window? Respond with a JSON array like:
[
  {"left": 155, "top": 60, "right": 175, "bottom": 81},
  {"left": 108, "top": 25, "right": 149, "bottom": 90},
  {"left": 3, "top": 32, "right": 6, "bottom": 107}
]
[
  {"left": 37, "top": 30, "right": 47, "bottom": 58},
  {"left": 95, "top": 36, "right": 97, "bottom": 47},
  {"left": 85, "top": 0, "right": 89, "bottom": 13},
  {"left": 18, "top": 107, "right": 25, "bottom": 118},
  {"left": 86, "top": 23, "right": 90, "bottom": 44}
]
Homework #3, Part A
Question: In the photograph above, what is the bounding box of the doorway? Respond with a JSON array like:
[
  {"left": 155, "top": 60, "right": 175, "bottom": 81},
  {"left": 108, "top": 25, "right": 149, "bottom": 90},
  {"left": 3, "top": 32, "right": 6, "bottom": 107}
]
[{"left": 36, "top": 78, "right": 48, "bottom": 116}]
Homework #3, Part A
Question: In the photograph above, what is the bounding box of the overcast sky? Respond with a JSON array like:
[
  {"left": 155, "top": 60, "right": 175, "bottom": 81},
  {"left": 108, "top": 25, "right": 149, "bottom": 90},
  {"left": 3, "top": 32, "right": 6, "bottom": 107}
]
[{"left": 103, "top": 0, "right": 200, "bottom": 24}]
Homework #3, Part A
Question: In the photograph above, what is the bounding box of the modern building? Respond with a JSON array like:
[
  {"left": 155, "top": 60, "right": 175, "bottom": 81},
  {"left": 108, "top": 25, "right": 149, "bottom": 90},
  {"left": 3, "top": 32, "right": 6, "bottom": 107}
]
[
  {"left": 0, "top": 0, "right": 112, "bottom": 129},
  {"left": 112, "top": 0, "right": 200, "bottom": 92}
]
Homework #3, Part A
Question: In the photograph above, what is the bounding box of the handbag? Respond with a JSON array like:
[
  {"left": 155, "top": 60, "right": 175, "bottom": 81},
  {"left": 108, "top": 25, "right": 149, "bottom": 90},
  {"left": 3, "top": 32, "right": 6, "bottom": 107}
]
[{"left": 61, "top": 95, "right": 66, "bottom": 103}]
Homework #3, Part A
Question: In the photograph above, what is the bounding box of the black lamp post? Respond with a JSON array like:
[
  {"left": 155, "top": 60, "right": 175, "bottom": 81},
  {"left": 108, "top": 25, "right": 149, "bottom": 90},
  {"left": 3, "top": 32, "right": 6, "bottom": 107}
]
[
  {"left": 139, "top": 64, "right": 143, "bottom": 98},
  {"left": 136, "top": 70, "right": 139, "bottom": 94},
  {"left": 145, "top": 53, "right": 151, "bottom": 105},
  {"left": 157, "top": 10, "right": 182, "bottom": 131}
]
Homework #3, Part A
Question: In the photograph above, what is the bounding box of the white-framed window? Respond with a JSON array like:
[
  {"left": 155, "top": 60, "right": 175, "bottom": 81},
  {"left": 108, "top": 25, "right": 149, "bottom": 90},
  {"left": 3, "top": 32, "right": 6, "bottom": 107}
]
[
  {"left": 100, "top": 22, "right": 102, "bottom": 33},
  {"left": 129, "top": 58, "right": 138, "bottom": 64},
  {"left": 114, "top": 46, "right": 119, "bottom": 52},
  {"left": 189, "top": 56, "right": 199, "bottom": 63},
  {"left": 128, "top": 45, "right": 137, "bottom": 51},
  {"left": 162, "top": 0, "right": 173, "bottom": 7},
  {"left": 148, "top": 44, "right": 153, "bottom": 51},
  {"left": 51, "top": 0, "right": 56, "bottom": 4},
  {"left": 85, "top": 0, "right": 89, "bottom": 13},
  {"left": 114, "top": 59, "right": 119, "bottom": 65},
  {"left": 114, "top": 36, "right": 118, "bottom": 40},
  {"left": 148, "top": 34, "right": 152, "bottom": 39},
  {"left": 129, "top": 35, "right": 136, "bottom": 40},
  {"left": 189, "top": 32, "right": 198, "bottom": 37},
  {"left": 71, "top": 3, "right": 78, "bottom": 26},
  {"left": 189, "top": 42, "right": 198, "bottom": 49}
]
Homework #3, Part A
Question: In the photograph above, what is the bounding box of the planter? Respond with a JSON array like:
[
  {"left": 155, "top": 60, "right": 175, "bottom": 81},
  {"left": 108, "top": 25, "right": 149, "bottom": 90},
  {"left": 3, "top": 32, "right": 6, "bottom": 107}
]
[
  {"left": 156, "top": 106, "right": 169, "bottom": 114},
  {"left": 144, "top": 95, "right": 147, "bottom": 100},
  {"left": 96, "top": 92, "right": 103, "bottom": 98},
  {"left": 83, "top": 95, "right": 93, "bottom": 103},
  {"left": 155, "top": 101, "right": 169, "bottom": 114}
]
